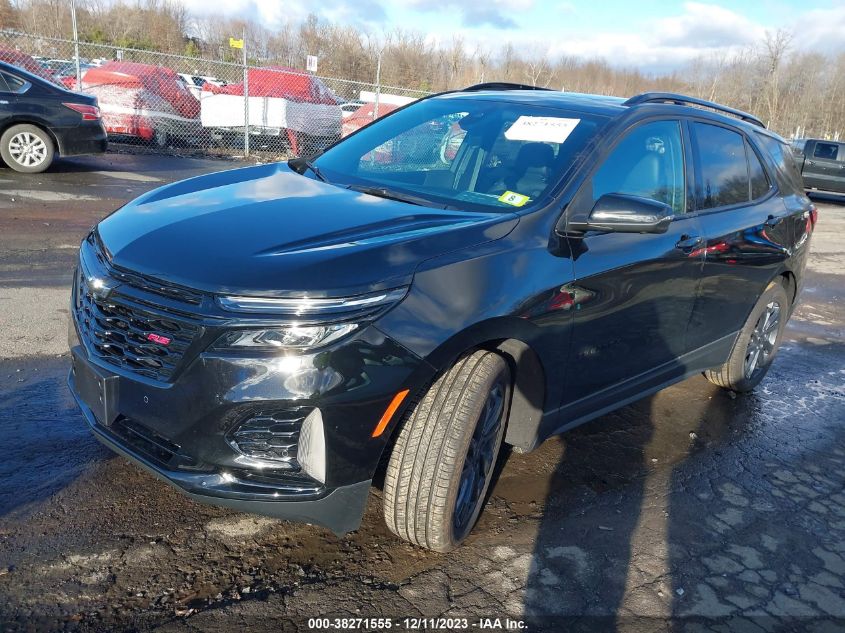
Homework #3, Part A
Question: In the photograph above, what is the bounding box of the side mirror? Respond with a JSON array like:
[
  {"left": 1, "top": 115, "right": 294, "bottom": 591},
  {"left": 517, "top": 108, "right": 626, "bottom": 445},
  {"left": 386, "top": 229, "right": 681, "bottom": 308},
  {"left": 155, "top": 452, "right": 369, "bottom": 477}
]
[{"left": 568, "top": 193, "right": 674, "bottom": 234}]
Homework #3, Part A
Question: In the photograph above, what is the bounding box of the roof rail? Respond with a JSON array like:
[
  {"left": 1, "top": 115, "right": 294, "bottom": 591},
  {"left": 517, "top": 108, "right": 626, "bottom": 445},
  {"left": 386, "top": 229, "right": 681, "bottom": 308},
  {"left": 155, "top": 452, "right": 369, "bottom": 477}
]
[
  {"left": 462, "top": 82, "right": 553, "bottom": 92},
  {"left": 624, "top": 92, "right": 765, "bottom": 128}
]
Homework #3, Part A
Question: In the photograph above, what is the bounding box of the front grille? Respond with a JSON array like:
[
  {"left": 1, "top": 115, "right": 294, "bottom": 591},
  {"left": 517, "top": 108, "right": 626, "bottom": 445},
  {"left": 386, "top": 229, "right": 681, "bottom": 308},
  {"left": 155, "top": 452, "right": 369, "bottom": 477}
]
[{"left": 75, "top": 268, "right": 199, "bottom": 381}]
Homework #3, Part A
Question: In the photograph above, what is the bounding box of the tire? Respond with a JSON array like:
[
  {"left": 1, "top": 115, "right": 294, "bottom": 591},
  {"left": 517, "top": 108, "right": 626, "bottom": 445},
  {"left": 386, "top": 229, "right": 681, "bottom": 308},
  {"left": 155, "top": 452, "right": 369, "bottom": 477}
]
[
  {"left": 0, "top": 124, "right": 55, "bottom": 173},
  {"left": 704, "top": 279, "right": 790, "bottom": 392},
  {"left": 154, "top": 129, "right": 169, "bottom": 149},
  {"left": 383, "top": 350, "right": 511, "bottom": 552}
]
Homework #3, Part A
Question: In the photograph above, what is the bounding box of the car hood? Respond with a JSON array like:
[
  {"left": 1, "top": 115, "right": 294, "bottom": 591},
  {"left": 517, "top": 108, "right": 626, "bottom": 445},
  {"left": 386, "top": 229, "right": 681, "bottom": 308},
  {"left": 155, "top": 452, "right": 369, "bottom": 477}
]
[{"left": 97, "top": 163, "right": 518, "bottom": 296}]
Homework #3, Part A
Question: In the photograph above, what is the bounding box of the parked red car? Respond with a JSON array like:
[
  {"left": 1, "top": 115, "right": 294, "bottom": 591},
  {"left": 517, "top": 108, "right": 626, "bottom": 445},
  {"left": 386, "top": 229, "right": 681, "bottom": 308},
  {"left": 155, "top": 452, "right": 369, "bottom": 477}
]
[
  {"left": 341, "top": 102, "right": 398, "bottom": 138},
  {"left": 0, "top": 49, "right": 58, "bottom": 83},
  {"left": 71, "top": 61, "right": 201, "bottom": 146}
]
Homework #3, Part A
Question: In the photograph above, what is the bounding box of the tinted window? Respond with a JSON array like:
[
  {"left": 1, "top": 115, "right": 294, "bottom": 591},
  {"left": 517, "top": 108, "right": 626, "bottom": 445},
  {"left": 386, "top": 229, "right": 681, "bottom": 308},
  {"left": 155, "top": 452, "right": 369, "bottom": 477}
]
[
  {"left": 813, "top": 142, "right": 840, "bottom": 161},
  {"left": 756, "top": 133, "right": 805, "bottom": 194},
  {"left": 693, "top": 122, "right": 749, "bottom": 209},
  {"left": 747, "top": 141, "right": 770, "bottom": 200},
  {"left": 591, "top": 120, "right": 686, "bottom": 214},
  {"left": 0, "top": 71, "right": 25, "bottom": 93}
]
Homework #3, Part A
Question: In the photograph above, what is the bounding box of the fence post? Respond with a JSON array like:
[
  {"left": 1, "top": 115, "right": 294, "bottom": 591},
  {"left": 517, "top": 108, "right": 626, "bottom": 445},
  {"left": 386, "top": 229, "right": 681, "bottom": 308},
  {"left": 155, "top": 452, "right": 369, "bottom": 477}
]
[
  {"left": 70, "top": 0, "right": 81, "bottom": 90},
  {"left": 374, "top": 50, "right": 382, "bottom": 120},
  {"left": 242, "top": 28, "right": 249, "bottom": 157}
]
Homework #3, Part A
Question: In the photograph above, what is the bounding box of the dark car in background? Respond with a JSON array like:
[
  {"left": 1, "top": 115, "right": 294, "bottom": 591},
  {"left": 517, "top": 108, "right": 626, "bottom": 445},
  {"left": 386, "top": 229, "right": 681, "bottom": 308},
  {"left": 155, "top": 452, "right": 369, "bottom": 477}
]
[
  {"left": 791, "top": 138, "right": 845, "bottom": 194},
  {"left": 68, "top": 85, "right": 815, "bottom": 552},
  {"left": 0, "top": 60, "right": 107, "bottom": 173}
]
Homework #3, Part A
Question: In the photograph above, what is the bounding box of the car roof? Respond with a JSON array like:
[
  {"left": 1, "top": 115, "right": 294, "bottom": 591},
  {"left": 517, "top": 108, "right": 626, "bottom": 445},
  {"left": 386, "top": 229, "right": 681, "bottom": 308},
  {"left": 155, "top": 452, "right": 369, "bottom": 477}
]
[
  {"left": 0, "top": 59, "right": 52, "bottom": 85},
  {"left": 437, "top": 87, "right": 788, "bottom": 143},
  {"left": 436, "top": 89, "right": 627, "bottom": 119}
]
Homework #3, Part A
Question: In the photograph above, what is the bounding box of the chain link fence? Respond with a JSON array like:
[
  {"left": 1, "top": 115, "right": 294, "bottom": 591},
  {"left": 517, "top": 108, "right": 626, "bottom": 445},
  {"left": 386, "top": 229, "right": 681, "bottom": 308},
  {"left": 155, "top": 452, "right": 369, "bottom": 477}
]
[{"left": 0, "top": 29, "right": 431, "bottom": 160}]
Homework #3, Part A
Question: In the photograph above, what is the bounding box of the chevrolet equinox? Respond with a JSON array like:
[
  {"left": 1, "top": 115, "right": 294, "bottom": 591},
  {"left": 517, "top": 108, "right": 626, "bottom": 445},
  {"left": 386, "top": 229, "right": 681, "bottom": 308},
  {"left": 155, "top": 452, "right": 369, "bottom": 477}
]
[{"left": 69, "top": 85, "right": 816, "bottom": 552}]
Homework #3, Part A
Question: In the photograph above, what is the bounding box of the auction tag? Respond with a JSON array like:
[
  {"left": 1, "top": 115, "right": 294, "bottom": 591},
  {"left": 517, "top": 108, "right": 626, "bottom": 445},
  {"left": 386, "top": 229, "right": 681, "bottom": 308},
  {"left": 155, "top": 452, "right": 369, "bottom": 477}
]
[
  {"left": 505, "top": 116, "right": 580, "bottom": 143},
  {"left": 498, "top": 191, "right": 531, "bottom": 207}
]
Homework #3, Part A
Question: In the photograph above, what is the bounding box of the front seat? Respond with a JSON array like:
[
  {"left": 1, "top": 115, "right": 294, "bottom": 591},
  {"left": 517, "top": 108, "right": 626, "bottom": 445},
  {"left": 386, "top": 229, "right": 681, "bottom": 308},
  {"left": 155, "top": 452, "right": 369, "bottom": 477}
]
[{"left": 486, "top": 143, "right": 555, "bottom": 199}]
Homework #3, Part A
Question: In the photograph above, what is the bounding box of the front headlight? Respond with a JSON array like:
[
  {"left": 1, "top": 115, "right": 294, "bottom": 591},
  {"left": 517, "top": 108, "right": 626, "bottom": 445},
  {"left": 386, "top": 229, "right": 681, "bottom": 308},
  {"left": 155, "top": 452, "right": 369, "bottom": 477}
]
[
  {"left": 213, "top": 323, "right": 357, "bottom": 351},
  {"left": 213, "top": 286, "right": 408, "bottom": 351}
]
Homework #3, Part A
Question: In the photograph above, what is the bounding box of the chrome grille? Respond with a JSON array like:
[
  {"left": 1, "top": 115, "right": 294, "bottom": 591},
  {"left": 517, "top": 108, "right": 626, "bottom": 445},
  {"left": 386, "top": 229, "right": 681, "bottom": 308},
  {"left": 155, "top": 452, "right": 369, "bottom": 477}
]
[{"left": 74, "top": 268, "right": 199, "bottom": 381}]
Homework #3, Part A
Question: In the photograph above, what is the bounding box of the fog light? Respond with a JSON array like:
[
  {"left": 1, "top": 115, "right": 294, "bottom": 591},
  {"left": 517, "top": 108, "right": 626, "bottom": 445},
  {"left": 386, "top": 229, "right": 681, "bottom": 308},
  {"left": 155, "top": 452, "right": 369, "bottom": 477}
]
[
  {"left": 227, "top": 414, "right": 301, "bottom": 465},
  {"left": 226, "top": 408, "right": 327, "bottom": 484},
  {"left": 298, "top": 408, "right": 326, "bottom": 484}
]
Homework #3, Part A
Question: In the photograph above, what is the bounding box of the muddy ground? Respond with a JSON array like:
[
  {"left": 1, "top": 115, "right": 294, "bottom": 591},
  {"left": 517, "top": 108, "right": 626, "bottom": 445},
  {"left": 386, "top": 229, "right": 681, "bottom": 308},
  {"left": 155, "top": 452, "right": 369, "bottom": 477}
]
[{"left": 0, "top": 155, "right": 843, "bottom": 632}]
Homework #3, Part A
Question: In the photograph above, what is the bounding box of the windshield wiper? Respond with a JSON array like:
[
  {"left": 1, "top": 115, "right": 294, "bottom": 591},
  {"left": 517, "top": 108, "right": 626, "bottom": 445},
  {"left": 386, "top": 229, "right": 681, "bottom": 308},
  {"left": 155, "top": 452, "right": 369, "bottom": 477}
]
[
  {"left": 347, "top": 184, "right": 453, "bottom": 209},
  {"left": 287, "top": 157, "right": 328, "bottom": 182}
]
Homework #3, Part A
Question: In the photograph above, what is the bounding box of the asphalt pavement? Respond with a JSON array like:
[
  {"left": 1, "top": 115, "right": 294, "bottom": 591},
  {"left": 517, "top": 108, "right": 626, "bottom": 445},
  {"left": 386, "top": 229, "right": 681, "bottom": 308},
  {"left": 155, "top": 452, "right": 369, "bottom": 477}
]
[{"left": 0, "top": 154, "right": 843, "bottom": 632}]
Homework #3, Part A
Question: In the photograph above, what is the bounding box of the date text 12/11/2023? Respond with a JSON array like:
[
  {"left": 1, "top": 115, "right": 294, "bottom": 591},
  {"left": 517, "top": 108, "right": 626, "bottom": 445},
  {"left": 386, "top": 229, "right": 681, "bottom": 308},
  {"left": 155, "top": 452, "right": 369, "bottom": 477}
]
[{"left": 306, "top": 617, "right": 528, "bottom": 630}]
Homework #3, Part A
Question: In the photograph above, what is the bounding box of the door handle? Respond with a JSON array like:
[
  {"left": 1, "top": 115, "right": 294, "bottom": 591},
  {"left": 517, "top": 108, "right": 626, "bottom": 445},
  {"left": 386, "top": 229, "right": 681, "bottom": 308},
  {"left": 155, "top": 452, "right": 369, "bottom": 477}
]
[
  {"left": 0, "top": 100, "right": 8, "bottom": 105},
  {"left": 675, "top": 235, "right": 704, "bottom": 250},
  {"left": 765, "top": 215, "right": 782, "bottom": 227}
]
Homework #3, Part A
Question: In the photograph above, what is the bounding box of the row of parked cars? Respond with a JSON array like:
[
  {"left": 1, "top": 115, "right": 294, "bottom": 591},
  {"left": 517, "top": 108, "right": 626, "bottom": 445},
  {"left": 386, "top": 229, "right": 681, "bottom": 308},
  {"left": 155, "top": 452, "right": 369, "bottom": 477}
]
[{"left": 0, "top": 49, "right": 398, "bottom": 171}]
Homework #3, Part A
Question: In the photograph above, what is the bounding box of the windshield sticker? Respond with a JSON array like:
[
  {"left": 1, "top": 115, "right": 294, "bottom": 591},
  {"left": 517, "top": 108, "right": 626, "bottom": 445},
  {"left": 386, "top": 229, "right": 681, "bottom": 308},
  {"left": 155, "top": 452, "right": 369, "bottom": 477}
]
[
  {"left": 505, "top": 116, "right": 580, "bottom": 143},
  {"left": 498, "top": 191, "right": 531, "bottom": 207}
]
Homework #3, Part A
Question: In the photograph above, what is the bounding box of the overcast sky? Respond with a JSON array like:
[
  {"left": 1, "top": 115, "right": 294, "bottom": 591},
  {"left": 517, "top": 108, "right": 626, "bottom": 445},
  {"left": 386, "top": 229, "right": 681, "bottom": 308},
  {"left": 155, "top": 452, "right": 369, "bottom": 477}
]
[{"left": 179, "top": 0, "right": 845, "bottom": 73}]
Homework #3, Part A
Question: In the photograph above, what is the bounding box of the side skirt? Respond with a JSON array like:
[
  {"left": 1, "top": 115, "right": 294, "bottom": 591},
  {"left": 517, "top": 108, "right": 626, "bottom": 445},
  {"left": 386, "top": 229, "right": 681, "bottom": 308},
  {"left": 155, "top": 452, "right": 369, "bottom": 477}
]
[{"left": 526, "top": 331, "right": 738, "bottom": 450}]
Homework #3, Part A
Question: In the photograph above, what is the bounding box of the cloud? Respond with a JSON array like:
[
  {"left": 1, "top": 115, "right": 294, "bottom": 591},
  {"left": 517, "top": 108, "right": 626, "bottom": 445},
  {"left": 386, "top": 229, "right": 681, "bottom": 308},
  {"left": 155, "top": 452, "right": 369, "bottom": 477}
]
[
  {"left": 405, "top": 0, "right": 535, "bottom": 29},
  {"left": 544, "top": 2, "right": 769, "bottom": 73},
  {"left": 655, "top": 2, "right": 765, "bottom": 48},
  {"left": 180, "top": 0, "right": 388, "bottom": 30},
  {"left": 796, "top": 5, "right": 845, "bottom": 55}
]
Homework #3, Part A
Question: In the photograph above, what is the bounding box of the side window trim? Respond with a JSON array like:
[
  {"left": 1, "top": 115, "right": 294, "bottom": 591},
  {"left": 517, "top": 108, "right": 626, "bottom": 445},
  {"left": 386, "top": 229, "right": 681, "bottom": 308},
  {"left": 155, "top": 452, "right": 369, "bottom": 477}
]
[
  {"left": 0, "top": 72, "right": 10, "bottom": 93},
  {"left": 680, "top": 118, "right": 698, "bottom": 213}
]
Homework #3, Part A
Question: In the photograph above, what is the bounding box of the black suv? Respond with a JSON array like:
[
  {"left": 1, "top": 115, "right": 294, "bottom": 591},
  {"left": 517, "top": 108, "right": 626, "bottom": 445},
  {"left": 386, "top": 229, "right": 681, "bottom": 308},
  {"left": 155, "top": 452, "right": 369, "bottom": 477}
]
[{"left": 69, "top": 85, "right": 816, "bottom": 551}]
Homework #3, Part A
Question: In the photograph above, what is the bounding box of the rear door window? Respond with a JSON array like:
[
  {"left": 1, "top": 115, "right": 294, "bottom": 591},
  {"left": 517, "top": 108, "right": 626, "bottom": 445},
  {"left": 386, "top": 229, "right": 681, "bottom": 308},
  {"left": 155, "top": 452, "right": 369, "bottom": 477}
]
[
  {"left": 692, "top": 122, "right": 749, "bottom": 209},
  {"left": 813, "top": 142, "right": 840, "bottom": 161}
]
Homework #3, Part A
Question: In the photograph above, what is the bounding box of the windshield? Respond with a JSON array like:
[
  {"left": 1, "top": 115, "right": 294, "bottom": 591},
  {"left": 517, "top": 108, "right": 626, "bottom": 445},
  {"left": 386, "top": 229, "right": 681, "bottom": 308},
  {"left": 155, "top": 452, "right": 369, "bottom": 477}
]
[{"left": 314, "top": 96, "right": 607, "bottom": 211}]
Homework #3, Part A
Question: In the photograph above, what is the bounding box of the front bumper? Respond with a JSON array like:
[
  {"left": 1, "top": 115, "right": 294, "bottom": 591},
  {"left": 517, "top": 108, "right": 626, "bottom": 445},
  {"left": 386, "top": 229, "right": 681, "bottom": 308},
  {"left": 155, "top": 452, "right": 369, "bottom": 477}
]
[
  {"left": 68, "top": 320, "right": 425, "bottom": 536},
  {"left": 69, "top": 368, "right": 369, "bottom": 534}
]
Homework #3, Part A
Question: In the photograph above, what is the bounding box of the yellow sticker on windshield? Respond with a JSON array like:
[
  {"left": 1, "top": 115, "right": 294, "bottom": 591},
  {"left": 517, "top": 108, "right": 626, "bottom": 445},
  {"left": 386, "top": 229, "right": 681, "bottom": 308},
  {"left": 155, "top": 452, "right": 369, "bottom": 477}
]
[{"left": 498, "top": 191, "right": 530, "bottom": 207}]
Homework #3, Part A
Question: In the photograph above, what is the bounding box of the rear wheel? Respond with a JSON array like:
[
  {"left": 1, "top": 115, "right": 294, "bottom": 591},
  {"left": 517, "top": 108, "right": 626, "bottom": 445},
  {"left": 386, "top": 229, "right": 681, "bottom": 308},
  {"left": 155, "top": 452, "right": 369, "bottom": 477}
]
[
  {"left": 383, "top": 350, "right": 510, "bottom": 552},
  {"left": 0, "top": 124, "right": 55, "bottom": 173},
  {"left": 704, "top": 279, "right": 789, "bottom": 392}
]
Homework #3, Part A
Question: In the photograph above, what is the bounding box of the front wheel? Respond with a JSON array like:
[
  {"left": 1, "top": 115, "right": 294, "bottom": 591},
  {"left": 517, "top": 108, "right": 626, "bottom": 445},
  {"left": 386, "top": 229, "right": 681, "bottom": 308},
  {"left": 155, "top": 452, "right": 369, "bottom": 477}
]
[
  {"left": 704, "top": 279, "right": 789, "bottom": 392},
  {"left": 383, "top": 350, "right": 511, "bottom": 552},
  {"left": 0, "top": 124, "right": 55, "bottom": 173}
]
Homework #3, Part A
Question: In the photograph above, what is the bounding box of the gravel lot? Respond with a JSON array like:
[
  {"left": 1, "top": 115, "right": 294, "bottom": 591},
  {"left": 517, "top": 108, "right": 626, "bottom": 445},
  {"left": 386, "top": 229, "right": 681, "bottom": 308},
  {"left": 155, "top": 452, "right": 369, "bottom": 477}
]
[{"left": 0, "top": 155, "right": 843, "bottom": 632}]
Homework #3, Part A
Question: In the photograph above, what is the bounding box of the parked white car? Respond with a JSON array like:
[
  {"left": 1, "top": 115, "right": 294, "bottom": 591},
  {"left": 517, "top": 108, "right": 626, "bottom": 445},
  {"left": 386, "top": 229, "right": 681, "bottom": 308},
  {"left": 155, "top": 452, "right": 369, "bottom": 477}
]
[{"left": 178, "top": 73, "right": 226, "bottom": 99}]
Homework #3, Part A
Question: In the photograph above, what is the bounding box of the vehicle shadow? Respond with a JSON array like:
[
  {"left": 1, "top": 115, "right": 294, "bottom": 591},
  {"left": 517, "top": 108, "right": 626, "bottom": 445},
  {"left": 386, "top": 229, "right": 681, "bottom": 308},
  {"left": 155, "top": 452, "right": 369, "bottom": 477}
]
[
  {"left": 0, "top": 356, "right": 110, "bottom": 520},
  {"left": 518, "top": 333, "right": 845, "bottom": 630},
  {"left": 665, "top": 339, "right": 845, "bottom": 627},
  {"left": 516, "top": 394, "right": 659, "bottom": 632}
]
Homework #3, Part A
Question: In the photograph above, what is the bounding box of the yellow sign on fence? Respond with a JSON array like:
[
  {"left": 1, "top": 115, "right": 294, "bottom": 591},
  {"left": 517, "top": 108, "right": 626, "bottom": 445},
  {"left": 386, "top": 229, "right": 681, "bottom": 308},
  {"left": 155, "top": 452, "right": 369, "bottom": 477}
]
[{"left": 229, "top": 37, "right": 244, "bottom": 49}]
